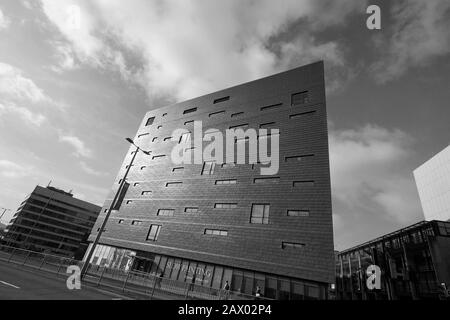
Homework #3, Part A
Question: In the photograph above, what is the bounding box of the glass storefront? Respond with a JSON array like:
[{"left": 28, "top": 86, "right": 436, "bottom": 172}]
[{"left": 84, "top": 243, "right": 327, "bottom": 300}]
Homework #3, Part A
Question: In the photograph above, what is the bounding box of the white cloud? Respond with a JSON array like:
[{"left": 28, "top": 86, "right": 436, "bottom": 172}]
[
  {"left": 330, "top": 124, "right": 422, "bottom": 226},
  {"left": 371, "top": 0, "right": 450, "bottom": 83},
  {"left": 0, "top": 62, "right": 47, "bottom": 103},
  {"left": 41, "top": 0, "right": 366, "bottom": 100},
  {"left": 0, "top": 160, "right": 34, "bottom": 178},
  {"left": 0, "top": 8, "right": 10, "bottom": 30},
  {"left": 79, "top": 161, "right": 109, "bottom": 177},
  {"left": 0, "top": 102, "right": 46, "bottom": 126},
  {"left": 58, "top": 134, "right": 93, "bottom": 158}
]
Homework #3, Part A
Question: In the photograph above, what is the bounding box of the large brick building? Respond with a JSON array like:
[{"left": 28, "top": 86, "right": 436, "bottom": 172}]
[{"left": 85, "top": 61, "right": 334, "bottom": 299}]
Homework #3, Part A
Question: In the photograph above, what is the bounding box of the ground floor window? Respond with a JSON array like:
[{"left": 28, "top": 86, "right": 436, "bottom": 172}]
[{"left": 84, "top": 243, "right": 327, "bottom": 300}]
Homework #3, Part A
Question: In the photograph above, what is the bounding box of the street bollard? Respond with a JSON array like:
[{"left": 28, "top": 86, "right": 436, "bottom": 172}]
[
  {"left": 122, "top": 272, "right": 130, "bottom": 292},
  {"left": 97, "top": 267, "right": 106, "bottom": 286},
  {"left": 56, "top": 258, "right": 64, "bottom": 275},
  {"left": 38, "top": 254, "right": 47, "bottom": 270},
  {"left": 22, "top": 251, "right": 31, "bottom": 266},
  {"left": 7, "top": 248, "right": 16, "bottom": 262}
]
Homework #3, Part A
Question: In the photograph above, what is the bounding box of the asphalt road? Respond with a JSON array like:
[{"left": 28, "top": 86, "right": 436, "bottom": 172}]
[{"left": 0, "top": 260, "right": 128, "bottom": 300}]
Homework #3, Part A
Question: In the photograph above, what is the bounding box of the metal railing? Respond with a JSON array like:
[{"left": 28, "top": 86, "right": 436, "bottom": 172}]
[{"left": 0, "top": 244, "right": 272, "bottom": 300}]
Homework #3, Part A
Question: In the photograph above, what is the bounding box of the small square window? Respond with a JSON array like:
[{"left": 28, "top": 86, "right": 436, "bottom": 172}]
[
  {"left": 250, "top": 204, "right": 270, "bottom": 224},
  {"left": 201, "top": 161, "right": 216, "bottom": 175},
  {"left": 146, "top": 224, "right": 161, "bottom": 241}
]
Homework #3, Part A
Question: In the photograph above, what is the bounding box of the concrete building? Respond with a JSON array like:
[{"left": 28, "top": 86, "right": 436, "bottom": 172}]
[
  {"left": 335, "top": 220, "right": 450, "bottom": 300},
  {"left": 85, "top": 61, "right": 334, "bottom": 299},
  {"left": 414, "top": 145, "right": 450, "bottom": 221},
  {"left": 3, "top": 185, "right": 101, "bottom": 258}
]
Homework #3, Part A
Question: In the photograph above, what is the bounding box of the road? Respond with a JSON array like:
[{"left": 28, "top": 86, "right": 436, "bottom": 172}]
[{"left": 0, "top": 260, "right": 128, "bottom": 300}]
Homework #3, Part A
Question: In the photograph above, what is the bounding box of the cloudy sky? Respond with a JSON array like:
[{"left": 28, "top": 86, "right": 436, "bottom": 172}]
[{"left": 0, "top": 0, "right": 449, "bottom": 250}]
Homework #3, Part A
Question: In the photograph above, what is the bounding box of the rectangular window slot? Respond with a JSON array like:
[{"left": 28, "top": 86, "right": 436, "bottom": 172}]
[
  {"left": 179, "top": 132, "right": 191, "bottom": 143},
  {"left": 184, "top": 207, "right": 199, "bottom": 213},
  {"left": 293, "top": 180, "right": 315, "bottom": 187},
  {"left": 166, "top": 182, "right": 182, "bottom": 187},
  {"left": 140, "top": 166, "right": 147, "bottom": 170},
  {"left": 289, "top": 111, "right": 316, "bottom": 119},
  {"left": 229, "top": 123, "right": 249, "bottom": 130},
  {"left": 231, "top": 112, "right": 244, "bottom": 118},
  {"left": 215, "top": 179, "right": 237, "bottom": 185},
  {"left": 214, "top": 203, "right": 237, "bottom": 209},
  {"left": 183, "top": 107, "right": 197, "bottom": 114},
  {"left": 157, "top": 125, "right": 162, "bottom": 129},
  {"left": 254, "top": 177, "right": 280, "bottom": 184},
  {"left": 152, "top": 137, "right": 158, "bottom": 142},
  {"left": 172, "top": 167, "right": 184, "bottom": 172},
  {"left": 209, "top": 110, "right": 225, "bottom": 117},
  {"left": 258, "top": 132, "right": 280, "bottom": 140},
  {"left": 157, "top": 209, "right": 174, "bottom": 216},
  {"left": 259, "top": 122, "right": 276, "bottom": 129},
  {"left": 205, "top": 229, "right": 228, "bottom": 236},
  {"left": 118, "top": 219, "right": 124, "bottom": 224},
  {"left": 291, "top": 91, "right": 309, "bottom": 106},
  {"left": 152, "top": 155, "right": 166, "bottom": 160},
  {"left": 141, "top": 191, "right": 152, "bottom": 196},
  {"left": 145, "top": 117, "right": 155, "bottom": 126},
  {"left": 131, "top": 220, "right": 142, "bottom": 226},
  {"left": 221, "top": 163, "right": 236, "bottom": 168},
  {"left": 287, "top": 210, "right": 310, "bottom": 217},
  {"left": 163, "top": 137, "right": 172, "bottom": 141},
  {"left": 146, "top": 224, "right": 161, "bottom": 241},
  {"left": 184, "top": 120, "right": 194, "bottom": 125},
  {"left": 282, "top": 242, "right": 305, "bottom": 249},
  {"left": 261, "top": 103, "right": 282, "bottom": 111},
  {"left": 285, "top": 154, "right": 314, "bottom": 162},
  {"left": 213, "top": 96, "right": 230, "bottom": 104},
  {"left": 138, "top": 133, "right": 149, "bottom": 138},
  {"left": 126, "top": 200, "right": 133, "bottom": 205}
]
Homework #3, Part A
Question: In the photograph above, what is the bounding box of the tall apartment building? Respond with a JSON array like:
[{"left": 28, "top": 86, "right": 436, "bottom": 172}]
[
  {"left": 414, "top": 145, "right": 450, "bottom": 221},
  {"left": 3, "top": 185, "right": 101, "bottom": 258},
  {"left": 85, "top": 61, "right": 334, "bottom": 299}
]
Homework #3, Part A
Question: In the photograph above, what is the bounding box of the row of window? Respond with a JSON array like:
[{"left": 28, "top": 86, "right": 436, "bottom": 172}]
[
  {"left": 144, "top": 91, "right": 310, "bottom": 128},
  {"left": 132, "top": 153, "right": 314, "bottom": 177},
  {"left": 116, "top": 204, "right": 309, "bottom": 225},
  {"left": 145, "top": 223, "right": 305, "bottom": 250},
  {"left": 161, "top": 178, "right": 315, "bottom": 187}
]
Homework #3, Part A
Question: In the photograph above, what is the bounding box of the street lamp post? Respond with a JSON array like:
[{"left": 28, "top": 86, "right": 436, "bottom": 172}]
[{"left": 80, "top": 138, "right": 151, "bottom": 279}]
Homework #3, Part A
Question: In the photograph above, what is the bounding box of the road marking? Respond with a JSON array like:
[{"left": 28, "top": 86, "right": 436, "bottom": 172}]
[{"left": 0, "top": 280, "right": 20, "bottom": 289}]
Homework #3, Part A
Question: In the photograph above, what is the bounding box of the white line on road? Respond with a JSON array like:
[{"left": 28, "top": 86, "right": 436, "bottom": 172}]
[{"left": 0, "top": 280, "right": 20, "bottom": 289}]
